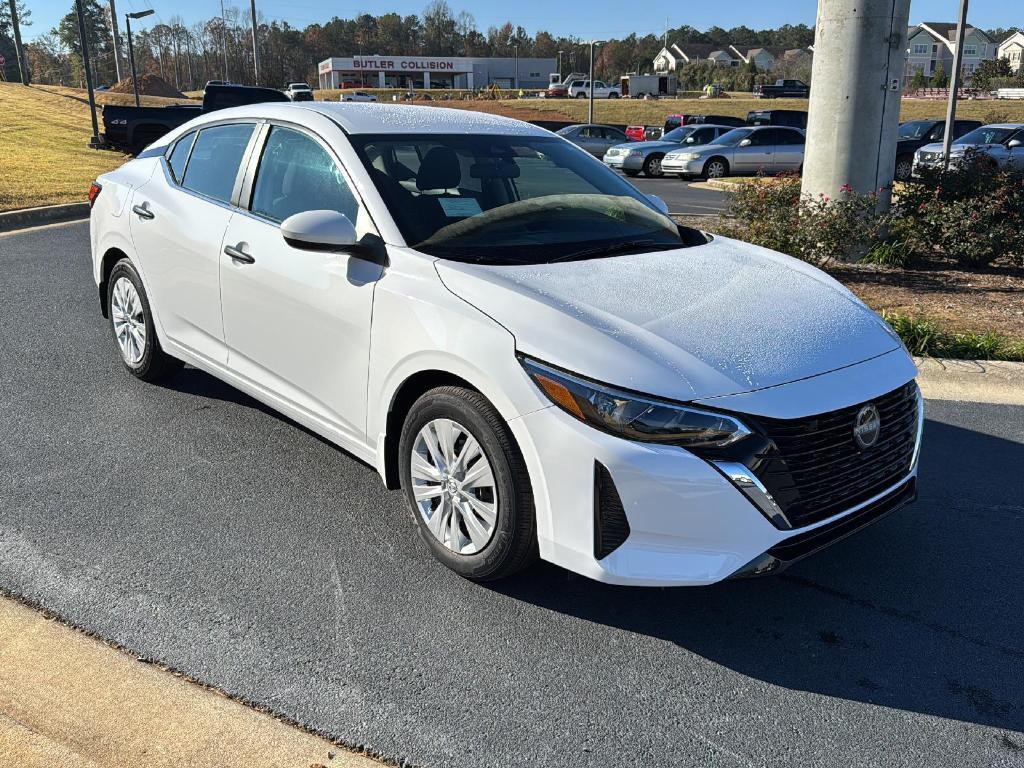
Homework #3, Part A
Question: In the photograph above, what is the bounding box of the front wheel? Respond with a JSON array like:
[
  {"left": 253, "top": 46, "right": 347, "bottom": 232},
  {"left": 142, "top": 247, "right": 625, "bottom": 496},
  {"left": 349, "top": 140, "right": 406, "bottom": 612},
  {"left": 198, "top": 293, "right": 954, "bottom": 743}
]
[
  {"left": 623, "top": 169, "right": 640, "bottom": 177},
  {"left": 894, "top": 155, "right": 914, "bottom": 182},
  {"left": 575, "top": 92, "right": 586, "bottom": 99},
  {"left": 702, "top": 158, "right": 729, "bottom": 179},
  {"left": 643, "top": 153, "right": 665, "bottom": 177},
  {"left": 107, "top": 259, "right": 182, "bottom": 382},
  {"left": 399, "top": 386, "right": 537, "bottom": 581}
]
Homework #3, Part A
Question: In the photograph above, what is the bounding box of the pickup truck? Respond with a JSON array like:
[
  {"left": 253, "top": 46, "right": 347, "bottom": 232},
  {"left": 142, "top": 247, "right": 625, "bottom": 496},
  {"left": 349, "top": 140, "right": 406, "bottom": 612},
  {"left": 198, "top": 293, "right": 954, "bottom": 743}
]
[
  {"left": 284, "top": 82, "right": 314, "bottom": 101},
  {"left": 753, "top": 79, "right": 810, "bottom": 99},
  {"left": 567, "top": 80, "right": 621, "bottom": 99},
  {"left": 101, "top": 84, "right": 290, "bottom": 155}
]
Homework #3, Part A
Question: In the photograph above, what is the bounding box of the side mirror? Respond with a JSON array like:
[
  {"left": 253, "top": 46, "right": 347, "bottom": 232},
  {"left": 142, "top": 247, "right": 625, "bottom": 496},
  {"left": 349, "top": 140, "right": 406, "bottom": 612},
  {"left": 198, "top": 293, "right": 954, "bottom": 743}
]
[
  {"left": 647, "top": 194, "right": 670, "bottom": 215},
  {"left": 281, "top": 210, "right": 387, "bottom": 265},
  {"left": 1009, "top": 139, "right": 1022, "bottom": 149},
  {"left": 685, "top": 137, "right": 695, "bottom": 143},
  {"left": 739, "top": 138, "right": 752, "bottom": 147}
]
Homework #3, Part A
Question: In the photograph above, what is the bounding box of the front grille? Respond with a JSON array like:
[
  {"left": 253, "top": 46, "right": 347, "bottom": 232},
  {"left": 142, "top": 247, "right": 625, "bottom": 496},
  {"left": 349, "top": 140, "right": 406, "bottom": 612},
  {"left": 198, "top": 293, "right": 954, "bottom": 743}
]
[{"left": 747, "top": 382, "right": 919, "bottom": 528}]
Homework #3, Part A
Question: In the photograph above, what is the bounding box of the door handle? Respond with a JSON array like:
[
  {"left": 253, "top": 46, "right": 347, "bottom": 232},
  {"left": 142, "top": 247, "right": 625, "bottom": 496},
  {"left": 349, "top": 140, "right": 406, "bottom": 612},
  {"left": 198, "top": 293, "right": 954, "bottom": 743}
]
[
  {"left": 224, "top": 243, "right": 255, "bottom": 264},
  {"left": 132, "top": 202, "right": 155, "bottom": 220}
]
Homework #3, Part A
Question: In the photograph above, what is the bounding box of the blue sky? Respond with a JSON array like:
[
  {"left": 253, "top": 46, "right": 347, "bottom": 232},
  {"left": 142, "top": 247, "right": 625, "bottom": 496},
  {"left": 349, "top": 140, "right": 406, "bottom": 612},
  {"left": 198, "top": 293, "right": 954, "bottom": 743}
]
[{"left": 21, "top": 0, "right": 1019, "bottom": 42}]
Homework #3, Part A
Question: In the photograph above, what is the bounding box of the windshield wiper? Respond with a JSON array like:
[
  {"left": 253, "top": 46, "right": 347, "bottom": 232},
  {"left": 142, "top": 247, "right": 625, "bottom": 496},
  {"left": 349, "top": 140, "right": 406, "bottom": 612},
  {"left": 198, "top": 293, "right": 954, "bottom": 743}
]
[{"left": 547, "top": 239, "right": 677, "bottom": 263}]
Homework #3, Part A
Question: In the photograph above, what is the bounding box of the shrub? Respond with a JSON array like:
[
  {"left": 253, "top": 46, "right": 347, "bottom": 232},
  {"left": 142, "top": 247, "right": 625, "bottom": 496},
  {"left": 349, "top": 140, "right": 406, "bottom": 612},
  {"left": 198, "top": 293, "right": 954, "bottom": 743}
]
[
  {"left": 881, "top": 311, "right": 1024, "bottom": 361},
  {"left": 861, "top": 239, "right": 912, "bottom": 267}
]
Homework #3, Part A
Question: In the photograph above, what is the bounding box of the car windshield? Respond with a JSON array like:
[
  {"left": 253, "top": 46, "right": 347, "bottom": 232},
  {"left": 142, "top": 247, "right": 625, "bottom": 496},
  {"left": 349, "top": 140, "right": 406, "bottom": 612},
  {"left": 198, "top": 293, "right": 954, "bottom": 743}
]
[
  {"left": 349, "top": 133, "right": 699, "bottom": 264},
  {"left": 712, "top": 128, "right": 755, "bottom": 146},
  {"left": 661, "top": 127, "right": 695, "bottom": 143},
  {"left": 899, "top": 121, "right": 935, "bottom": 139},
  {"left": 954, "top": 126, "right": 1017, "bottom": 145}
]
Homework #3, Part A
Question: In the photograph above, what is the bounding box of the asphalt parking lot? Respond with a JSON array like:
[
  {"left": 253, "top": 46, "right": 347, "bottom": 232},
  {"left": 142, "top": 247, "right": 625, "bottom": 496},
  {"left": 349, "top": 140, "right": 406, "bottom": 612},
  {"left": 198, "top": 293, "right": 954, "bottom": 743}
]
[
  {"left": 625, "top": 174, "right": 729, "bottom": 216},
  {"left": 2, "top": 221, "right": 1023, "bottom": 768}
]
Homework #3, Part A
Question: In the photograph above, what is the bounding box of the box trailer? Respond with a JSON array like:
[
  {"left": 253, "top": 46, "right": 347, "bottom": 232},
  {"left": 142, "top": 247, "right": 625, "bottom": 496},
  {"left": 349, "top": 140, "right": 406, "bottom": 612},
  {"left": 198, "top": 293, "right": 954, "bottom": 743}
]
[{"left": 619, "top": 74, "right": 678, "bottom": 98}]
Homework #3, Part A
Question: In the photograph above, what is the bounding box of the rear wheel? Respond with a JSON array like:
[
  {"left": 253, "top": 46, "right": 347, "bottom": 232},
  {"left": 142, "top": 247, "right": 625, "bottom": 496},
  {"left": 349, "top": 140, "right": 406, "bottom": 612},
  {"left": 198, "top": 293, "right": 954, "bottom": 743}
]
[
  {"left": 107, "top": 259, "right": 182, "bottom": 382},
  {"left": 608, "top": 92, "right": 620, "bottom": 99},
  {"left": 399, "top": 386, "right": 537, "bottom": 581},
  {"left": 895, "top": 154, "right": 914, "bottom": 182},
  {"left": 575, "top": 92, "right": 586, "bottom": 99},
  {"left": 642, "top": 153, "right": 665, "bottom": 177},
  {"left": 702, "top": 157, "right": 729, "bottom": 179}
]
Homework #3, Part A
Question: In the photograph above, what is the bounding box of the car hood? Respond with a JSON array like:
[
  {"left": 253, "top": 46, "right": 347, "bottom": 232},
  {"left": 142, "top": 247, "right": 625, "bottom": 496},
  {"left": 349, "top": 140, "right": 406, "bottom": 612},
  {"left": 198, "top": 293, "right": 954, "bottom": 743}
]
[
  {"left": 917, "top": 141, "right": 969, "bottom": 155},
  {"left": 666, "top": 142, "right": 729, "bottom": 157},
  {"left": 615, "top": 140, "right": 683, "bottom": 152},
  {"left": 435, "top": 235, "right": 901, "bottom": 402}
]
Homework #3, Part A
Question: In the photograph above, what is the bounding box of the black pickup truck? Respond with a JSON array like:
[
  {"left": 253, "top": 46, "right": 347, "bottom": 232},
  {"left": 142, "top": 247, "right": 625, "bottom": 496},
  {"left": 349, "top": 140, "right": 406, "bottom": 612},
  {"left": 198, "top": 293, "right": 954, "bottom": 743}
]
[
  {"left": 752, "top": 79, "right": 810, "bottom": 99},
  {"left": 893, "top": 118, "right": 983, "bottom": 181},
  {"left": 102, "top": 84, "right": 290, "bottom": 155}
]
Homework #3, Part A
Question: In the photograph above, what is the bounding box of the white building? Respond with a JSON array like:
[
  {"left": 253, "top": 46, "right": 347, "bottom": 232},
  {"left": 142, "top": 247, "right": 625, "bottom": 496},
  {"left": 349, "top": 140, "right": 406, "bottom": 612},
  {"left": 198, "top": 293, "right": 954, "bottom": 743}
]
[
  {"left": 317, "top": 55, "right": 556, "bottom": 91},
  {"left": 998, "top": 31, "right": 1024, "bottom": 73}
]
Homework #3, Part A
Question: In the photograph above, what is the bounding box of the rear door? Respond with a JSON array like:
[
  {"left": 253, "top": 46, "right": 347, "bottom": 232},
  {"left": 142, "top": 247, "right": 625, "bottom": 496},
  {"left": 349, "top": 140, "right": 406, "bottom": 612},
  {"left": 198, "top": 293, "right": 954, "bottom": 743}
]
[
  {"left": 218, "top": 123, "right": 382, "bottom": 443},
  {"left": 129, "top": 122, "right": 258, "bottom": 364},
  {"left": 773, "top": 129, "right": 806, "bottom": 171}
]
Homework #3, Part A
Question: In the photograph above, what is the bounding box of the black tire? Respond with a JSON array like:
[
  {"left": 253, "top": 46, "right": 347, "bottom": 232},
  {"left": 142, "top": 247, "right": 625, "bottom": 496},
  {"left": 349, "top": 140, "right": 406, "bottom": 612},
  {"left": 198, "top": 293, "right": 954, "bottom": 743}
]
[
  {"left": 623, "top": 169, "right": 640, "bottom": 177},
  {"left": 106, "top": 258, "right": 183, "bottom": 382},
  {"left": 642, "top": 153, "right": 665, "bottom": 177},
  {"left": 399, "top": 386, "right": 537, "bottom": 581},
  {"left": 608, "top": 92, "right": 619, "bottom": 99},
  {"left": 575, "top": 92, "right": 586, "bottom": 99},
  {"left": 894, "top": 154, "right": 914, "bottom": 182},
  {"left": 702, "top": 157, "right": 729, "bottom": 180}
]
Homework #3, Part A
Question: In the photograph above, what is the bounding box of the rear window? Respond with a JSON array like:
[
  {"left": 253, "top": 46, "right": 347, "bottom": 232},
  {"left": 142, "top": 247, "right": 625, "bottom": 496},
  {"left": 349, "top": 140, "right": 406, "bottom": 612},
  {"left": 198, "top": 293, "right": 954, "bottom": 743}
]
[{"left": 181, "top": 123, "right": 255, "bottom": 203}]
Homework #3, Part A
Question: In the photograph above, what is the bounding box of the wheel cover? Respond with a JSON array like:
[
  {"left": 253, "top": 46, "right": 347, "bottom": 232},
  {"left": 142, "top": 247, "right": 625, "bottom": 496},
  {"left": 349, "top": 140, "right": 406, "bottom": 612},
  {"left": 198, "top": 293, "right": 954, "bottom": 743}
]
[
  {"left": 111, "top": 276, "right": 146, "bottom": 365},
  {"left": 648, "top": 156, "right": 663, "bottom": 175},
  {"left": 411, "top": 418, "right": 498, "bottom": 555},
  {"left": 708, "top": 161, "right": 726, "bottom": 178},
  {"left": 896, "top": 160, "right": 913, "bottom": 179}
]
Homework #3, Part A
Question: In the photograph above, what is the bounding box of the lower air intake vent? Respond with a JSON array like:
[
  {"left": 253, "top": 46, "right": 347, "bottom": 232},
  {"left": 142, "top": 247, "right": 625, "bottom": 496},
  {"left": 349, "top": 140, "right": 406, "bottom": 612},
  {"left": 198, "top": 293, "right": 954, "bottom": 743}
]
[{"left": 594, "top": 462, "right": 631, "bottom": 560}]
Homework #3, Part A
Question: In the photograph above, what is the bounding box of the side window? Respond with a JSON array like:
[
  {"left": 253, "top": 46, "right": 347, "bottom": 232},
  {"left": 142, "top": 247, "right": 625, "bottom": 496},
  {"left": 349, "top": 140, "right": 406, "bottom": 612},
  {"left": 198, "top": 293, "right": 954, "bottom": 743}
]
[
  {"left": 167, "top": 131, "right": 196, "bottom": 183},
  {"left": 181, "top": 123, "right": 255, "bottom": 203},
  {"left": 249, "top": 125, "right": 359, "bottom": 225},
  {"left": 749, "top": 130, "right": 773, "bottom": 146}
]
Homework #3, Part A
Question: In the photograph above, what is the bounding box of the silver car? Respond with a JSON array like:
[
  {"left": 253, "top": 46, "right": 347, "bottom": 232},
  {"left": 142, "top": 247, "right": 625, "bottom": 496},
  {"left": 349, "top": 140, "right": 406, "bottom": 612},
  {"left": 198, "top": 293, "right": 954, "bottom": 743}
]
[
  {"left": 556, "top": 124, "right": 630, "bottom": 159},
  {"left": 603, "top": 125, "right": 734, "bottom": 177},
  {"left": 913, "top": 124, "right": 1024, "bottom": 176},
  {"left": 662, "top": 126, "right": 806, "bottom": 179}
]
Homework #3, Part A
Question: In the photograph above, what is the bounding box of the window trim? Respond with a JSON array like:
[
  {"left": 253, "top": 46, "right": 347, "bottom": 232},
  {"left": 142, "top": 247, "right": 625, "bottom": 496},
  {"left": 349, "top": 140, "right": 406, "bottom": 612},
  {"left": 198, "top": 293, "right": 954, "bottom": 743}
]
[
  {"left": 164, "top": 130, "right": 198, "bottom": 184},
  {"left": 159, "top": 118, "right": 262, "bottom": 211},
  {"left": 235, "top": 118, "right": 377, "bottom": 235}
]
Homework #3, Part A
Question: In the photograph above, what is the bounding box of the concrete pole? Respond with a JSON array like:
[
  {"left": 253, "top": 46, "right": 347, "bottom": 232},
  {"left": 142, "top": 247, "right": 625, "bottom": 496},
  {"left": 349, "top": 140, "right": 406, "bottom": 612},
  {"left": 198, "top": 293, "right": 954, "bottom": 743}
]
[
  {"left": 588, "top": 40, "right": 595, "bottom": 124},
  {"left": 941, "top": 0, "right": 969, "bottom": 165},
  {"left": 7, "top": 0, "right": 29, "bottom": 84},
  {"left": 801, "top": 0, "right": 911, "bottom": 210},
  {"left": 108, "top": 0, "right": 124, "bottom": 82},
  {"left": 249, "top": 0, "right": 259, "bottom": 85}
]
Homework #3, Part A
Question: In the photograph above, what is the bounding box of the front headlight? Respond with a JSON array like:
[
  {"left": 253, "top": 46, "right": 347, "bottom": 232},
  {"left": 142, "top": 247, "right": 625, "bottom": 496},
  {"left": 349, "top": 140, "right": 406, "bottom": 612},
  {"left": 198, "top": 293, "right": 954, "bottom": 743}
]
[
  {"left": 521, "top": 357, "right": 751, "bottom": 447},
  {"left": 677, "top": 152, "right": 701, "bottom": 160},
  {"left": 626, "top": 149, "right": 644, "bottom": 157}
]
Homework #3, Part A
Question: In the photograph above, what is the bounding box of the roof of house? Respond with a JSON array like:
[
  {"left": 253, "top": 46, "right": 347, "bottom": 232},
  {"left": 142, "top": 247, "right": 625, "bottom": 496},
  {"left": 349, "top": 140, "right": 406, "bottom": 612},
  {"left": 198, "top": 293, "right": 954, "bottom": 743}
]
[
  {"left": 671, "top": 43, "right": 720, "bottom": 60},
  {"left": 917, "top": 22, "right": 995, "bottom": 43}
]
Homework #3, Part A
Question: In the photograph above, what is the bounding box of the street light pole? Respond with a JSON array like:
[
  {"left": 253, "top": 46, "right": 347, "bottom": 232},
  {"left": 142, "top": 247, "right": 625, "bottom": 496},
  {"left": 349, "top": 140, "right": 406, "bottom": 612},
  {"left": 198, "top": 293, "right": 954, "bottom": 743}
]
[
  {"left": 557, "top": 50, "right": 563, "bottom": 82},
  {"left": 249, "top": 0, "right": 259, "bottom": 85},
  {"left": 941, "top": 0, "right": 970, "bottom": 167},
  {"left": 74, "top": 0, "right": 102, "bottom": 148},
  {"left": 7, "top": 0, "right": 29, "bottom": 85},
  {"left": 125, "top": 10, "right": 154, "bottom": 108},
  {"left": 108, "top": 0, "right": 124, "bottom": 82},
  {"left": 588, "top": 40, "right": 600, "bottom": 125}
]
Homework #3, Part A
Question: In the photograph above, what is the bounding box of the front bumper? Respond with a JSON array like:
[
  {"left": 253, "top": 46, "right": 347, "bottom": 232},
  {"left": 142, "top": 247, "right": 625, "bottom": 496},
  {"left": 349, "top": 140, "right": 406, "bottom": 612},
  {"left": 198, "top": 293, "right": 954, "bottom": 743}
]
[
  {"left": 603, "top": 153, "right": 643, "bottom": 171},
  {"left": 661, "top": 155, "right": 704, "bottom": 176},
  {"left": 508, "top": 354, "right": 922, "bottom": 587}
]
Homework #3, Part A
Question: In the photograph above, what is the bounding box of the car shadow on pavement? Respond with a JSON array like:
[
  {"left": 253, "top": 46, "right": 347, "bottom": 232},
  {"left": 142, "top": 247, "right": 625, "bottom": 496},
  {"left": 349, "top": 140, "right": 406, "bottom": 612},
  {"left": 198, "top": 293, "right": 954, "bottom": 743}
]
[{"left": 492, "top": 417, "right": 1024, "bottom": 736}]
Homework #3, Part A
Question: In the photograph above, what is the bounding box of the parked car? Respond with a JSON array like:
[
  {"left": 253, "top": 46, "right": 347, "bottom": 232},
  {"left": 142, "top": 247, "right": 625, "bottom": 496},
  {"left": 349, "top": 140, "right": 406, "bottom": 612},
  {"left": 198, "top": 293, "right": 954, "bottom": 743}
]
[
  {"left": 624, "top": 125, "right": 647, "bottom": 142},
  {"left": 914, "top": 124, "right": 1024, "bottom": 176},
  {"left": 556, "top": 124, "right": 630, "bottom": 158},
  {"left": 894, "top": 119, "right": 982, "bottom": 181},
  {"left": 567, "top": 80, "right": 621, "bottom": 99},
  {"left": 341, "top": 91, "right": 379, "bottom": 102},
  {"left": 89, "top": 102, "right": 921, "bottom": 586},
  {"left": 662, "top": 126, "right": 806, "bottom": 179},
  {"left": 746, "top": 109, "right": 808, "bottom": 129},
  {"left": 101, "top": 84, "right": 289, "bottom": 155},
  {"left": 604, "top": 124, "right": 735, "bottom": 177},
  {"left": 285, "top": 82, "right": 314, "bottom": 102},
  {"left": 663, "top": 114, "right": 745, "bottom": 133},
  {"left": 753, "top": 79, "right": 810, "bottom": 99}
]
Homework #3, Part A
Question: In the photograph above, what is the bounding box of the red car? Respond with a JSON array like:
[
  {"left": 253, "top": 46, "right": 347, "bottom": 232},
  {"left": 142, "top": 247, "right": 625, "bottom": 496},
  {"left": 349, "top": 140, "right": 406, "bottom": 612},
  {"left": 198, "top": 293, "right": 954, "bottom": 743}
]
[
  {"left": 625, "top": 125, "right": 646, "bottom": 141},
  {"left": 547, "top": 85, "right": 569, "bottom": 98}
]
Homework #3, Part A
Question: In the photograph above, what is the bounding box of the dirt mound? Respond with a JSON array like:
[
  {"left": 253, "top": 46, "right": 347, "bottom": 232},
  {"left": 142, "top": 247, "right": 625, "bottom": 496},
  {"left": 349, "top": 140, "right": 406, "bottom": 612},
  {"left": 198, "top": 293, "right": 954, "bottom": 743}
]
[{"left": 108, "top": 74, "right": 186, "bottom": 99}]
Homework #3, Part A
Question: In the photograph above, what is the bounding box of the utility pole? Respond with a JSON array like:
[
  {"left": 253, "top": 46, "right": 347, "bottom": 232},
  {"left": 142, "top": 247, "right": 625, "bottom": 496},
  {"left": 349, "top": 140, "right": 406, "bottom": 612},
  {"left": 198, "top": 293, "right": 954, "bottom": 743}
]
[
  {"left": 557, "top": 50, "right": 563, "bottom": 81},
  {"left": 941, "top": 0, "right": 970, "bottom": 166},
  {"left": 74, "top": 0, "right": 102, "bottom": 147},
  {"left": 220, "top": 0, "right": 229, "bottom": 82},
  {"left": 587, "top": 40, "right": 602, "bottom": 125},
  {"left": 249, "top": 0, "right": 259, "bottom": 85},
  {"left": 801, "top": 0, "right": 911, "bottom": 211},
  {"left": 107, "top": 0, "right": 124, "bottom": 82},
  {"left": 7, "top": 0, "right": 29, "bottom": 84}
]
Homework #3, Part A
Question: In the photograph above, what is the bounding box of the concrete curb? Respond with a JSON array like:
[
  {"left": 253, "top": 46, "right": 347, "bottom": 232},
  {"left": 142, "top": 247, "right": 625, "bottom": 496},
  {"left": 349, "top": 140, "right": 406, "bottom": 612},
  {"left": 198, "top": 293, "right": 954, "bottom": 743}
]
[
  {"left": 915, "top": 357, "right": 1024, "bottom": 406},
  {"left": 0, "top": 203, "right": 89, "bottom": 233}
]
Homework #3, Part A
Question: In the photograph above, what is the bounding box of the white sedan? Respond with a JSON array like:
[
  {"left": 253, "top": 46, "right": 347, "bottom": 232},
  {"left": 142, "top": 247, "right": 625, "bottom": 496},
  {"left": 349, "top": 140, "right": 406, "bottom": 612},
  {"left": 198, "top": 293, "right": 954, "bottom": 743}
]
[
  {"left": 89, "top": 103, "right": 922, "bottom": 586},
  {"left": 341, "top": 91, "right": 378, "bottom": 102}
]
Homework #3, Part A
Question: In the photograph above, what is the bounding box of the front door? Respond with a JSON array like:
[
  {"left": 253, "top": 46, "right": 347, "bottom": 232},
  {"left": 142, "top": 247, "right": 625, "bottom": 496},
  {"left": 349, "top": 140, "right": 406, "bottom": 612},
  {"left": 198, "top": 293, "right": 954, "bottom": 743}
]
[
  {"left": 129, "top": 123, "right": 257, "bottom": 364},
  {"left": 219, "top": 124, "right": 381, "bottom": 443},
  {"left": 732, "top": 128, "right": 776, "bottom": 174}
]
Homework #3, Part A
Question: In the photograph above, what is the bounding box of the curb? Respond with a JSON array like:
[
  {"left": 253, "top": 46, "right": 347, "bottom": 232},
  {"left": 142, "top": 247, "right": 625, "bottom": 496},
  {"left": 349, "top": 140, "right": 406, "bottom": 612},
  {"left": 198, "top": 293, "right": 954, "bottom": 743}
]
[
  {"left": 915, "top": 357, "right": 1024, "bottom": 405},
  {"left": 0, "top": 203, "right": 89, "bottom": 233}
]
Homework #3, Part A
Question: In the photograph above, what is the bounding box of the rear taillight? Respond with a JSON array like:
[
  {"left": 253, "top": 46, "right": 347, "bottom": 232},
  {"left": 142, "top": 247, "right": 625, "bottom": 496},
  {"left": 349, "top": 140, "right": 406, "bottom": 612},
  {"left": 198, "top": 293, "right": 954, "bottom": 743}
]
[{"left": 88, "top": 182, "right": 102, "bottom": 209}]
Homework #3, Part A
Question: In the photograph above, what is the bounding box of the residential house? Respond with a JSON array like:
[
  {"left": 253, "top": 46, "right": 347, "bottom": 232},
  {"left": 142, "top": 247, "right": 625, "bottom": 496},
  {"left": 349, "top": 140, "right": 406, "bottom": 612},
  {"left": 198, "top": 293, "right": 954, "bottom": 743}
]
[
  {"left": 653, "top": 43, "right": 720, "bottom": 72},
  {"left": 998, "top": 30, "right": 1024, "bottom": 73},
  {"left": 904, "top": 22, "right": 997, "bottom": 84},
  {"left": 729, "top": 46, "right": 786, "bottom": 70},
  {"left": 653, "top": 42, "right": 813, "bottom": 73}
]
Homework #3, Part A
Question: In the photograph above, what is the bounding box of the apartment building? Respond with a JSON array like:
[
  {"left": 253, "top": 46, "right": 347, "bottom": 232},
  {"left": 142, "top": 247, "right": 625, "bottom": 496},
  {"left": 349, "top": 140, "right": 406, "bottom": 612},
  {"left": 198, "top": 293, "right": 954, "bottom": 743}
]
[{"left": 904, "top": 22, "right": 997, "bottom": 84}]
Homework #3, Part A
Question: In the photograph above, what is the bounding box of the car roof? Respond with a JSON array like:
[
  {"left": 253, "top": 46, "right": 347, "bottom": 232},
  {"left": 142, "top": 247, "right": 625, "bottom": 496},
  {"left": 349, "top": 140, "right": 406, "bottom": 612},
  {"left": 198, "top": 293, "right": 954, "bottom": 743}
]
[{"left": 299, "top": 102, "right": 551, "bottom": 136}]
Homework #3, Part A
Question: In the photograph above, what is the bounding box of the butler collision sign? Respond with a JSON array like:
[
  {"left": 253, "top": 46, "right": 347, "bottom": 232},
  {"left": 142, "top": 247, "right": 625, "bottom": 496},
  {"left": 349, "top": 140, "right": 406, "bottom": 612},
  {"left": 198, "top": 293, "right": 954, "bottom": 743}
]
[{"left": 317, "top": 54, "right": 556, "bottom": 90}]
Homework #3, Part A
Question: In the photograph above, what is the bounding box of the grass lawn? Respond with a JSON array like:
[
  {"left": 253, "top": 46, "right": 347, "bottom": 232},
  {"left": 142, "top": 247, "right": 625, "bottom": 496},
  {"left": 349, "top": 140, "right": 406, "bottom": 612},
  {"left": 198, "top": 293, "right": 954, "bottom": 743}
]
[{"left": 0, "top": 83, "right": 187, "bottom": 211}]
